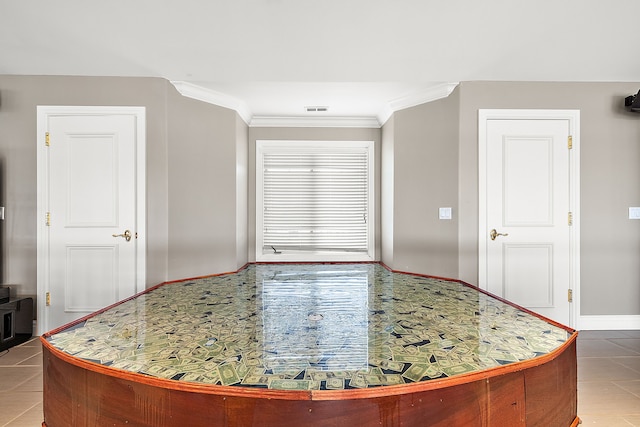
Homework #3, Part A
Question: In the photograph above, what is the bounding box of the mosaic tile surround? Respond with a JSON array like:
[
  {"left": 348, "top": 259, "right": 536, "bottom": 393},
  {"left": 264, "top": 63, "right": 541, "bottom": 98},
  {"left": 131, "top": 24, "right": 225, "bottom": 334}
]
[{"left": 47, "top": 264, "right": 570, "bottom": 391}]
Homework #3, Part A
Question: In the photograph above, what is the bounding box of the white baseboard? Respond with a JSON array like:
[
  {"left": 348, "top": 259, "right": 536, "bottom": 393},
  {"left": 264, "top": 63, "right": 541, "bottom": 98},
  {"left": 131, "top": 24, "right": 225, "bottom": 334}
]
[{"left": 578, "top": 315, "right": 640, "bottom": 330}]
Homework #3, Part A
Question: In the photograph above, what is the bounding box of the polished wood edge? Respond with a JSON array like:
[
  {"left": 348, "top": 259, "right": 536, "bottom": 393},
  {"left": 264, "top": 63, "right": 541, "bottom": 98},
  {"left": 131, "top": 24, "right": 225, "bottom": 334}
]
[
  {"left": 570, "top": 416, "right": 581, "bottom": 427},
  {"left": 41, "top": 331, "right": 578, "bottom": 402}
]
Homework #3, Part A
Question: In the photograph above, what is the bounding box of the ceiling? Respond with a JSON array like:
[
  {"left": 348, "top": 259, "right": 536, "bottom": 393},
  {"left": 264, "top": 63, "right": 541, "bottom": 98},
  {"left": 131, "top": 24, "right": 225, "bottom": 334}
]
[{"left": 1, "top": 0, "right": 638, "bottom": 126}]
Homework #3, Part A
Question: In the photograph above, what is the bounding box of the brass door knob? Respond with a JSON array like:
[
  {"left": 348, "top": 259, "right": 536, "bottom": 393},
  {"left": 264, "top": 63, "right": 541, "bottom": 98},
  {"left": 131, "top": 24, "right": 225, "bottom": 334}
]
[
  {"left": 112, "top": 229, "right": 132, "bottom": 242},
  {"left": 490, "top": 229, "right": 509, "bottom": 241}
]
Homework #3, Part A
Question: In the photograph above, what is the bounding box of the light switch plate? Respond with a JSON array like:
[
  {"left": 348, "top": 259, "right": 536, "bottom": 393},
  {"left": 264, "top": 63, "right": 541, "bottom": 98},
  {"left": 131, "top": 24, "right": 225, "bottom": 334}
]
[
  {"left": 439, "top": 207, "right": 452, "bottom": 220},
  {"left": 629, "top": 207, "right": 640, "bottom": 219}
]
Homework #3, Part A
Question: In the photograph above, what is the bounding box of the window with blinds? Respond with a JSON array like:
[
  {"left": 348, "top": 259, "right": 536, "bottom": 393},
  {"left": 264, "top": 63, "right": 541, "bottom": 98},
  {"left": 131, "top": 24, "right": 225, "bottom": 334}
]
[{"left": 256, "top": 140, "right": 374, "bottom": 262}]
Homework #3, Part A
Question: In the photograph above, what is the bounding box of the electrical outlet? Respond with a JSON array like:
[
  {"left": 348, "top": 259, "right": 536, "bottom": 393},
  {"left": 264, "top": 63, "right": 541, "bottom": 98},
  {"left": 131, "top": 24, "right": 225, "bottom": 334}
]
[{"left": 629, "top": 207, "right": 640, "bottom": 219}]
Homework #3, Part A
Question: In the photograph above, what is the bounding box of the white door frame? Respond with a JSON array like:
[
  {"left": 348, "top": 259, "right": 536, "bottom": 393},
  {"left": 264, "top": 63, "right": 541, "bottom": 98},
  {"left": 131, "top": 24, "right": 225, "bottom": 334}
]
[
  {"left": 478, "top": 109, "right": 580, "bottom": 328},
  {"left": 36, "top": 106, "right": 146, "bottom": 335}
]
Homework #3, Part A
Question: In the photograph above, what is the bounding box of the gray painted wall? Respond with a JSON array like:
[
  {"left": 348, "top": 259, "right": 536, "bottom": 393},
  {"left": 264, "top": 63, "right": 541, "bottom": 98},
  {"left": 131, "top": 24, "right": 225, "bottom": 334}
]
[
  {"left": 387, "top": 81, "right": 640, "bottom": 316},
  {"left": 457, "top": 81, "right": 640, "bottom": 316},
  {"left": 0, "top": 75, "right": 170, "bottom": 301},
  {"left": 383, "top": 91, "right": 460, "bottom": 278},
  {"left": 1, "top": 75, "right": 638, "bottom": 319},
  {"left": 381, "top": 115, "right": 394, "bottom": 265},
  {"left": 385, "top": 81, "right": 640, "bottom": 316},
  {"left": 236, "top": 115, "right": 249, "bottom": 270},
  {"left": 166, "top": 86, "right": 246, "bottom": 280},
  {"left": 0, "top": 76, "right": 248, "bottom": 308}
]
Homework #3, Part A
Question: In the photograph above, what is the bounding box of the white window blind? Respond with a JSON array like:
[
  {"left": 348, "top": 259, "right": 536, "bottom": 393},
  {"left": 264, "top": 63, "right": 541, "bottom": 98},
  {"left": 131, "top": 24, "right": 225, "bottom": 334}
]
[{"left": 256, "top": 141, "right": 374, "bottom": 262}]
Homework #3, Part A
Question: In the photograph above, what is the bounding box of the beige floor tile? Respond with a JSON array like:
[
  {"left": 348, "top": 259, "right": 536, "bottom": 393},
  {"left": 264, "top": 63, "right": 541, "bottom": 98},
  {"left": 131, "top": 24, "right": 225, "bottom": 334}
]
[
  {"left": 13, "top": 372, "right": 42, "bottom": 393},
  {"left": 579, "top": 330, "right": 632, "bottom": 340},
  {"left": 0, "top": 347, "right": 42, "bottom": 366},
  {"left": 616, "top": 357, "right": 640, "bottom": 373},
  {"left": 622, "top": 414, "right": 640, "bottom": 426},
  {"left": 4, "top": 402, "right": 43, "bottom": 427},
  {"left": 578, "top": 380, "right": 631, "bottom": 396},
  {"left": 610, "top": 339, "right": 640, "bottom": 354},
  {"left": 16, "top": 353, "right": 41, "bottom": 367},
  {"left": 15, "top": 338, "right": 41, "bottom": 347},
  {"left": 0, "top": 367, "right": 42, "bottom": 391},
  {"left": 578, "top": 414, "right": 635, "bottom": 426},
  {"left": 579, "top": 390, "right": 640, "bottom": 415},
  {"left": 615, "top": 380, "right": 640, "bottom": 398},
  {"left": 0, "top": 392, "right": 42, "bottom": 425},
  {"left": 578, "top": 339, "right": 640, "bottom": 357},
  {"left": 578, "top": 357, "right": 640, "bottom": 381},
  {"left": 24, "top": 338, "right": 41, "bottom": 349}
]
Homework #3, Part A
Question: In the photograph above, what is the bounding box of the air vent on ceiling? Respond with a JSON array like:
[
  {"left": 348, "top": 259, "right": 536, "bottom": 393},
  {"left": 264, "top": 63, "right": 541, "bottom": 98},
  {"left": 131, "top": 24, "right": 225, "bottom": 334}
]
[{"left": 305, "top": 106, "right": 329, "bottom": 112}]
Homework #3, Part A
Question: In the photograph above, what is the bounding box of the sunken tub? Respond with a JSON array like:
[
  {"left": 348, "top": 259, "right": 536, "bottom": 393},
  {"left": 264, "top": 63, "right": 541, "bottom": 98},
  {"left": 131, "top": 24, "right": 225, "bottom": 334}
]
[{"left": 42, "top": 263, "right": 579, "bottom": 426}]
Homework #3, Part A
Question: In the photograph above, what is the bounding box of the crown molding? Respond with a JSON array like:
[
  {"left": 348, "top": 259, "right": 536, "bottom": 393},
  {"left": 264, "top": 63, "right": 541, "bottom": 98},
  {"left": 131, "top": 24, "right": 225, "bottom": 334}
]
[
  {"left": 249, "top": 115, "right": 381, "bottom": 128},
  {"left": 377, "top": 82, "right": 460, "bottom": 125},
  {"left": 388, "top": 82, "right": 460, "bottom": 111},
  {"left": 170, "top": 81, "right": 252, "bottom": 125},
  {"left": 376, "top": 105, "right": 395, "bottom": 128},
  {"left": 171, "top": 81, "right": 459, "bottom": 128}
]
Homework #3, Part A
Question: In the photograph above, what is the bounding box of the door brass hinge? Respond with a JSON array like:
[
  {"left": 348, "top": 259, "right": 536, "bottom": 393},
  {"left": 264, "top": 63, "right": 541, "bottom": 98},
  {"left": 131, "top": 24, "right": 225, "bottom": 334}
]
[
  {"left": 46, "top": 212, "right": 51, "bottom": 226},
  {"left": 46, "top": 292, "right": 51, "bottom": 306},
  {"left": 568, "top": 135, "right": 573, "bottom": 150},
  {"left": 568, "top": 289, "right": 573, "bottom": 303},
  {"left": 45, "top": 132, "right": 50, "bottom": 147},
  {"left": 568, "top": 212, "right": 573, "bottom": 226}
]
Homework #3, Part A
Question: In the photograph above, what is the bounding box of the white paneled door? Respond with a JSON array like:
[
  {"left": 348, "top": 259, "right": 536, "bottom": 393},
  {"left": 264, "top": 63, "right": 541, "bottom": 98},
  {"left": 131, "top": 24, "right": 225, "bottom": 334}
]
[
  {"left": 479, "top": 110, "right": 580, "bottom": 327},
  {"left": 37, "top": 107, "right": 146, "bottom": 333}
]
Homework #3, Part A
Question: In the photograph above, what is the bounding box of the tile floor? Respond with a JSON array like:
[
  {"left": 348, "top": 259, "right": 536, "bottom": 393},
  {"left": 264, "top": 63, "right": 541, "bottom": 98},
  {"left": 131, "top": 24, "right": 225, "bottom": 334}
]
[
  {"left": 0, "top": 330, "right": 639, "bottom": 426},
  {"left": 578, "top": 329, "right": 640, "bottom": 426},
  {"left": 0, "top": 338, "right": 43, "bottom": 427}
]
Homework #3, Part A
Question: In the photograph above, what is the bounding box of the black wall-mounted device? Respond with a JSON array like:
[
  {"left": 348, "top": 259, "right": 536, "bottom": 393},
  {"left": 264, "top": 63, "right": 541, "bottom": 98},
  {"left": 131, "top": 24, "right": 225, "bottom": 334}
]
[{"left": 625, "top": 90, "right": 640, "bottom": 112}]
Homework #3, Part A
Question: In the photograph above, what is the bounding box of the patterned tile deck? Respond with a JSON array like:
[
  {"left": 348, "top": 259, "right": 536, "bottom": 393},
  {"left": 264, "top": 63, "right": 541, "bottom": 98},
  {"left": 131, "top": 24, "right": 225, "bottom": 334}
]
[{"left": 47, "top": 264, "right": 570, "bottom": 390}]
